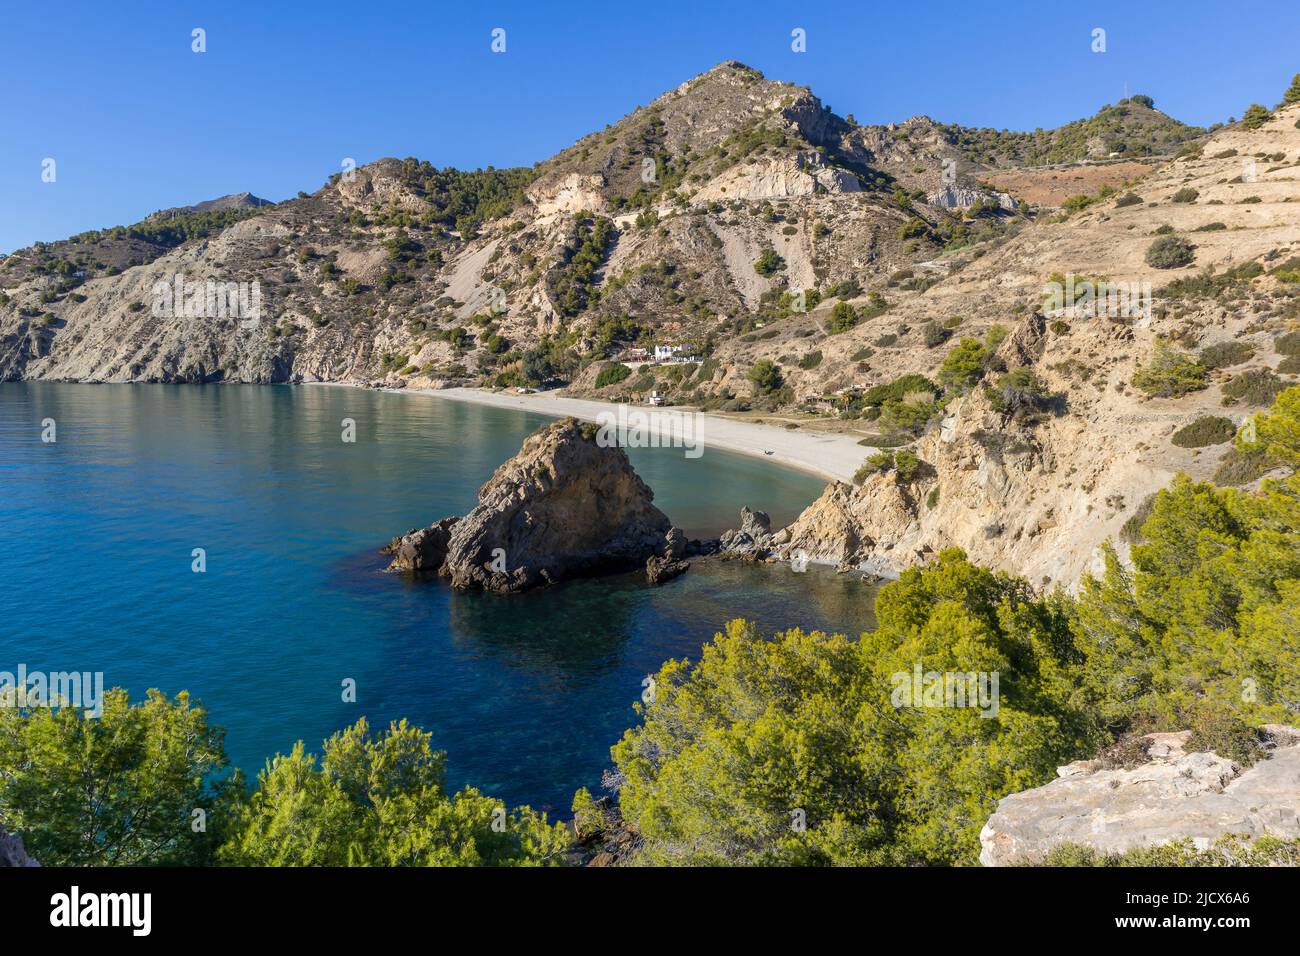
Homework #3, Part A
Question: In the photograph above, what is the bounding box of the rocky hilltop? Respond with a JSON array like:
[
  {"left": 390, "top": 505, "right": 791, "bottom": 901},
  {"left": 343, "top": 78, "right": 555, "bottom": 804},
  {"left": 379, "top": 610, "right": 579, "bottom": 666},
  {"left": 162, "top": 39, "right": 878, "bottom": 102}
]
[
  {"left": 980, "top": 725, "right": 1300, "bottom": 866},
  {"left": 384, "top": 418, "right": 684, "bottom": 591}
]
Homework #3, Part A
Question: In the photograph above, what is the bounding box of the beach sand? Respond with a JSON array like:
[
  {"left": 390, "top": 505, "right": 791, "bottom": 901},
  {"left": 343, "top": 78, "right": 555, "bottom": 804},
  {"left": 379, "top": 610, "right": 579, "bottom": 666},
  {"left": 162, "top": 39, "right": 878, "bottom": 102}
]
[{"left": 396, "top": 386, "right": 866, "bottom": 484}]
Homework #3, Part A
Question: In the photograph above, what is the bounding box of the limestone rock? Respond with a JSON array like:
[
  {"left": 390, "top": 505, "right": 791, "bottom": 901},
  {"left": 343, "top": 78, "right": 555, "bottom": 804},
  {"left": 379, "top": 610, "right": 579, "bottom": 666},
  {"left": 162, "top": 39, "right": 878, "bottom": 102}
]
[{"left": 979, "top": 726, "right": 1300, "bottom": 866}]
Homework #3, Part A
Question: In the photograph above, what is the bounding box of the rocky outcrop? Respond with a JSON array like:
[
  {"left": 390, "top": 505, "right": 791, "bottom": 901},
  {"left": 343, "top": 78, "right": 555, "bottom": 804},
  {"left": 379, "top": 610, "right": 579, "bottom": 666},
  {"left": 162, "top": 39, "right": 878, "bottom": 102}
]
[
  {"left": 0, "top": 826, "right": 38, "bottom": 867},
  {"left": 385, "top": 419, "right": 684, "bottom": 592},
  {"left": 646, "top": 527, "right": 689, "bottom": 583},
  {"left": 773, "top": 474, "right": 922, "bottom": 573},
  {"left": 979, "top": 725, "right": 1300, "bottom": 866},
  {"left": 927, "top": 184, "right": 1016, "bottom": 211},
  {"left": 382, "top": 516, "right": 460, "bottom": 573},
  {"left": 718, "top": 506, "right": 774, "bottom": 558}
]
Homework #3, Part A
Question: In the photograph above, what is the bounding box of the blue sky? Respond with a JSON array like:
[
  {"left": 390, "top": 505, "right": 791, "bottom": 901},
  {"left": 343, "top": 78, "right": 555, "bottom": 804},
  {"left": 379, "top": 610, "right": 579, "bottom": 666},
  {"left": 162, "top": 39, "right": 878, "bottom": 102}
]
[{"left": 3, "top": 0, "right": 1298, "bottom": 254}]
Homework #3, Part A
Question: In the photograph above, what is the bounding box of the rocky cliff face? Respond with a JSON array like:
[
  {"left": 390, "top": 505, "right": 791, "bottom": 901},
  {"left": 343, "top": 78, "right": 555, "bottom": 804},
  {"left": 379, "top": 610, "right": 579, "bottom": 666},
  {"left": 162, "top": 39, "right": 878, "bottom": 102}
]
[
  {"left": 385, "top": 419, "right": 681, "bottom": 591},
  {"left": 979, "top": 726, "right": 1300, "bottom": 866}
]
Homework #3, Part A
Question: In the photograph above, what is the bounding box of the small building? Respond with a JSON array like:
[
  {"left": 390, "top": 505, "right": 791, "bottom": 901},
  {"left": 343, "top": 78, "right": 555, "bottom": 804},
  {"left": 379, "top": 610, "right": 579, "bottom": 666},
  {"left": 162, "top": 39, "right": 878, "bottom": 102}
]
[{"left": 647, "top": 390, "right": 665, "bottom": 406}]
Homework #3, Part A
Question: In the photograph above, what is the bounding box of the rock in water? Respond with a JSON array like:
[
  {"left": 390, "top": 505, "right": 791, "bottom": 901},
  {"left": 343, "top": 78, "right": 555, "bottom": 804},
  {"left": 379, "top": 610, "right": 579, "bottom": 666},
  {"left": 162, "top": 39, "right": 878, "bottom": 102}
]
[
  {"left": 979, "top": 725, "right": 1300, "bottom": 866},
  {"left": 718, "top": 506, "right": 773, "bottom": 557},
  {"left": 382, "top": 516, "right": 460, "bottom": 573},
  {"left": 386, "top": 418, "right": 683, "bottom": 592}
]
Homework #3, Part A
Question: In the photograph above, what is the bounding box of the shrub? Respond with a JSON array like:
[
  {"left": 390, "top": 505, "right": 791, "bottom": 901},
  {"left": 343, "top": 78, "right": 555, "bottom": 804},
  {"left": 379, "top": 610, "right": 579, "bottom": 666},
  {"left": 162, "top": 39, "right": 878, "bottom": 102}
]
[
  {"left": 873, "top": 333, "right": 898, "bottom": 348},
  {"left": 1271, "top": 259, "right": 1300, "bottom": 284},
  {"left": 922, "top": 320, "right": 950, "bottom": 348},
  {"left": 746, "top": 359, "right": 783, "bottom": 393},
  {"left": 1131, "top": 342, "right": 1207, "bottom": 397},
  {"left": 1171, "top": 187, "right": 1199, "bottom": 204},
  {"left": 825, "top": 301, "right": 858, "bottom": 334},
  {"left": 1154, "top": 224, "right": 1174, "bottom": 235},
  {"left": 926, "top": 485, "right": 940, "bottom": 509},
  {"left": 857, "top": 433, "right": 911, "bottom": 448},
  {"left": 1171, "top": 416, "right": 1236, "bottom": 448},
  {"left": 753, "top": 249, "right": 785, "bottom": 276},
  {"left": 854, "top": 451, "right": 894, "bottom": 484},
  {"left": 1114, "top": 193, "right": 1143, "bottom": 208},
  {"left": 1193, "top": 222, "right": 1227, "bottom": 232},
  {"left": 1241, "top": 103, "right": 1273, "bottom": 130},
  {"left": 897, "top": 217, "right": 928, "bottom": 240},
  {"left": 1119, "top": 493, "right": 1156, "bottom": 542},
  {"left": 1212, "top": 442, "right": 1273, "bottom": 486},
  {"left": 1285, "top": 73, "right": 1300, "bottom": 106},
  {"left": 893, "top": 449, "right": 921, "bottom": 481},
  {"left": 988, "top": 367, "right": 1053, "bottom": 420},
  {"left": 595, "top": 362, "right": 632, "bottom": 388},
  {"left": 938, "top": 337, "right": 992, "bottom": 392},
  {"left": 1197, "top": 341, "right": 1254, "bottom": 369},
  {"left": 1221, "top": 368, "right": 1284, "bottom": 406},
  {"left": 1145, "top": 235, "right": 1195, "bottom": 269},
  {"left": 797, "top": 350, "right": 823, "bottom": 370},
  {"left": 1275, "top": 331, "right": 1300, "bottom": 357}
]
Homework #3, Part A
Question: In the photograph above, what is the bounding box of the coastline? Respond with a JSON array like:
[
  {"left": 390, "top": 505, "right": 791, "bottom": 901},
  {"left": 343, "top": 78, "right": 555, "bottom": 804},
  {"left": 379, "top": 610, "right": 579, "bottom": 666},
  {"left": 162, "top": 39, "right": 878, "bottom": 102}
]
[{"left": 369, "top": 385, "right": 865, "bottom": 484}]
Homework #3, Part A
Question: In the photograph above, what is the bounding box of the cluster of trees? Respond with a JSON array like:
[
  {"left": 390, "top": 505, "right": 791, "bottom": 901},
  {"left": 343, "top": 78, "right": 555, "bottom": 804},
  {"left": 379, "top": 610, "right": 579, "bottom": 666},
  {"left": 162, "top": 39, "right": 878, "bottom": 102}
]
[
  {"left": 387, "top": 159, "right": 535, "bottom": 239},
  {"left": 608, "top": 387, "right": 1299, "bottom": 865},
  {"left": 3, "top": 387, "right": 1295, "bottom": 867},
  {"left": 551, "top": 215, "right": 614, "bottom": 317},
  {"left": 0, "top": 695, "right": 567, "bottom": 867}
]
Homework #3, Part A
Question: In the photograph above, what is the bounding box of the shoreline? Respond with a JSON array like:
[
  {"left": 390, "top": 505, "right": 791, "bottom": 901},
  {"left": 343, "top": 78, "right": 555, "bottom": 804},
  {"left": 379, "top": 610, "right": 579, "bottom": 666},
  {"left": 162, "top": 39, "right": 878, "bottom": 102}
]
[{"left": 370, "top": 384, "right": 864, "bottom": 484}]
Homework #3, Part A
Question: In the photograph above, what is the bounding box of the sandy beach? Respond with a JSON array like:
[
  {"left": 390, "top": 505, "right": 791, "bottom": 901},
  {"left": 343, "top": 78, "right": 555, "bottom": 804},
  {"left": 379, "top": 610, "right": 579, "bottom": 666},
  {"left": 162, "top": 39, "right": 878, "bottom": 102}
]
[{"left": 389, "top": 386, "right": 865, "bottom": 484}]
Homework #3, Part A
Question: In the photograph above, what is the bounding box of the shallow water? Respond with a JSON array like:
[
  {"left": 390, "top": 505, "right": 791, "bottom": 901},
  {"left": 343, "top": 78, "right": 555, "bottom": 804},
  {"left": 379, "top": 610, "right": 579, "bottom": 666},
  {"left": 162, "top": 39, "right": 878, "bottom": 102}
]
[{"left": 0, "top": 382, "right": 877, "bottom": 811}]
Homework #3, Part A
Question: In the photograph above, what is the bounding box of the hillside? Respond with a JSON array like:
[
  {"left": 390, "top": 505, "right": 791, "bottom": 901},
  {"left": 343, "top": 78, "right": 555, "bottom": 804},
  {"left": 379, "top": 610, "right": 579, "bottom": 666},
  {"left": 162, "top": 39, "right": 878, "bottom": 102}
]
[
  {"left": 940, "top": 96, "right": 1206, "bottom": 167},
  {"left": 2, "top": 61, "right": 1296, "bottom": 586}
]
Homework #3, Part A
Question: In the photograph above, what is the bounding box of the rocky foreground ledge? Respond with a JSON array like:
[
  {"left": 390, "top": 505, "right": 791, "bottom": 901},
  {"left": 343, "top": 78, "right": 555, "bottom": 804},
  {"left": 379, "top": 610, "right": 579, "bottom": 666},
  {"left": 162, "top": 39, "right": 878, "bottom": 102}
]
[
  {"left": 980, "top": 725, "right": 1300, "bottom": 866},
  {"left": 383, "top": 418, "right": 696, "bottom": 592}
]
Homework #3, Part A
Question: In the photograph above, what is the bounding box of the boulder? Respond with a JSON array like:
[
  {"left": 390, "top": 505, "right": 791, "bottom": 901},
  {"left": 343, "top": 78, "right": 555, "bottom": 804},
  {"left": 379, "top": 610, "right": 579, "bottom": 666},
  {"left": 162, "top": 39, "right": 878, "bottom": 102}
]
[
  {"left": 385, "top": 418, "right": 683, "bottom": 593},
  {"left": 646, "top": 555, "right": 690, "bottom": 585},
  {"left": 383, "top": 517, "right": 460, "bottom": 573},
  {"left": 719, "top": 506, "right": 774, "bottom": 557},
  {"left": 979, "top": 725, "right": 1300, "bottom": 866}
]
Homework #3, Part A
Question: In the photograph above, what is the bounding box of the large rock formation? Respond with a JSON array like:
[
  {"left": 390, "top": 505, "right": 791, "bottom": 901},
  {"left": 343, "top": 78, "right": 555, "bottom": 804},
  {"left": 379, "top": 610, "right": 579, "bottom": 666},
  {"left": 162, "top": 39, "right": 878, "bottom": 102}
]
[
  {"left": 384, "top": 418, "right": 683, "bottom": 592},
  {"left": 979, "top": 726, "right": 1300, "bottom": 866},
  {"left": 0, "top": 826, "right": 38, "bottom": 867}
]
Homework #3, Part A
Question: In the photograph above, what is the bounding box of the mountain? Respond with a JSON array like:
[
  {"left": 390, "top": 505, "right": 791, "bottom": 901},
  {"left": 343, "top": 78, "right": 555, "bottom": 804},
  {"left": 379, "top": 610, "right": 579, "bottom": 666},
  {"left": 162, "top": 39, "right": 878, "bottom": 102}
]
[{"left": 2, "top": 61, "right": 1297, "bottom": 586}]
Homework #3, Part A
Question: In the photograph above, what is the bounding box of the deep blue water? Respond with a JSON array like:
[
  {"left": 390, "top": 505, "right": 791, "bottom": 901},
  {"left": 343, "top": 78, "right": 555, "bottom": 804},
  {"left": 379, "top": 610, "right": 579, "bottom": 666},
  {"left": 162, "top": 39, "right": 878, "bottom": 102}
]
[{"left": 0, "top": 383, "right": 877, "bottom": 812}]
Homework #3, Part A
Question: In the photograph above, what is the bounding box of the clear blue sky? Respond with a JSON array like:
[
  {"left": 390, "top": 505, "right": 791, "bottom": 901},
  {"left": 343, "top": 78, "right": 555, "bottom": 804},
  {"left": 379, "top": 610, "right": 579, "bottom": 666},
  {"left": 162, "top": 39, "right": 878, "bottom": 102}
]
[{"left": 3, "top": 0, "right": 1297, "bottom": 254}]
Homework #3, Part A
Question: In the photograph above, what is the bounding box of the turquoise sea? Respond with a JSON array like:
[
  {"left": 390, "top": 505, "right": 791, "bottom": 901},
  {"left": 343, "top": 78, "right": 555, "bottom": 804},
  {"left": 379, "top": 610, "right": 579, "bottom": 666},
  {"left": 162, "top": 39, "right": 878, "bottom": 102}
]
[{"left": 0, "top": 383, "right": 877, "bottom": 812}]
